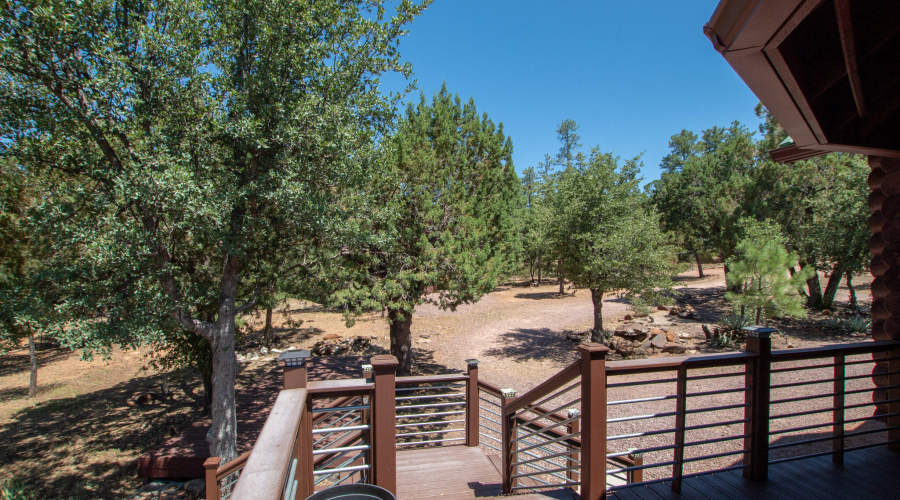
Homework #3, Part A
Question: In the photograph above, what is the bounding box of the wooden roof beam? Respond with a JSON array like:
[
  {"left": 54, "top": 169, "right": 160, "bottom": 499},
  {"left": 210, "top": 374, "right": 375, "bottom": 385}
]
[{"left": 834, "top": 0, "right": 866, "bottom": 118}]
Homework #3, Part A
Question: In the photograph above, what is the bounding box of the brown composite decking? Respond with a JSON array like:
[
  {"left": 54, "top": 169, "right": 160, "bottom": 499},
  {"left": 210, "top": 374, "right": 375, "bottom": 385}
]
[{"left": 396, "top": 446, "right": 900, "bottom": 499}]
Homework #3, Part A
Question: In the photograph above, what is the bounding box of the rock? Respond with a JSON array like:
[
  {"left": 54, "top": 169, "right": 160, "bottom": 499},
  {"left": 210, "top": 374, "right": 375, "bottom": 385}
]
[
  {"left": 634, "top": 312, "right": 649, "bottom": 318},
  {"left": 615, "top": 342, "right": 635, "bottom": 357},
  {"left": 184, "top": 478, "right": 205, "bottom": 498},
  {"left": 648, "top": 328, "right": 666, "bottom": 337},
  {"left": 646, "top": 316, "right": 655, "bottom": 323},
  {"left": 787, "top": 343, "right": 796, "bottom": 348},
  {"left": 623, "top": 314, "right": 633, "bottom": 321},
  {"left": 322, "top": 333, "right": 342, "bottom": 341},
  {"left": 567, "top": 333, "right": 584, "bottom": 342},
  {"left": 248, "top": 353, "right": 259, "bottom": 361},
  {"left": 419, "top": 334, "right": 430, "bottom": 339},
  {"left": 822, "top": 309, "right": 834, "bottom": 316},
  {"left": 615, "top": 329, "right": 648, "bottom": 342},
  {"left": 270, "top": 348, "right": 283, "bottom": 353},
  {"left": 419, "top": 339, "right": 430, "bottom": 344},
  {"left": 650, "top": 334, "right": 667, "bottom": 349},
  {"left": 640, "top": 338, "right": 653, "bottom": 350},
  {"left": 657, "top": 305, "right": 669, "bottom": 311},
  {"left": 633, "top": 327, "right": 650, "bottom": 335},
  {"left": 686, "top": 349, "right": 698, "bottom": 355},
  {"left": 665, "top": 331, "right": 677, "bottom": 342},
  {"left": 236, "top": 353, "right": 245, "bottom": 361},
  {"left": 260, "top": 347, "right": 269, "bottom": 355},
  {"left": 663, "top": 342, "right": 687, "bottom": 354}
]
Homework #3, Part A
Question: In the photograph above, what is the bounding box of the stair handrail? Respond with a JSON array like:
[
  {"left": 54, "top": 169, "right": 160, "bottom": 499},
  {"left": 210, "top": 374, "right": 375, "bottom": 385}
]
[{"left": 502, "top": 359, "right": 581, "bottom": 416}]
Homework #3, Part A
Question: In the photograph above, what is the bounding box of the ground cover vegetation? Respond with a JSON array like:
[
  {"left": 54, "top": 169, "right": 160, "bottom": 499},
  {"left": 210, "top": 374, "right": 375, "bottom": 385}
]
[{"left": 0, "top": 1, "right": 873, "bottom": 495}]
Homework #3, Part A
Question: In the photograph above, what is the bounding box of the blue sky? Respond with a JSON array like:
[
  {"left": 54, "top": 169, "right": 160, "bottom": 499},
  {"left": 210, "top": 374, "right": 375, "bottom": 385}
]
[{"left": 381, "top": 1, "right": 762, "bottom": 183}]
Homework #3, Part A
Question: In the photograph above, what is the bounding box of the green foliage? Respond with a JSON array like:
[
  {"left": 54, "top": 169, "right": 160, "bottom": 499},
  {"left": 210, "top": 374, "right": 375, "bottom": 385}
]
[
  {"left": 0, "top": 477, "right": 33, "bottom": 500},
  {"left": 716, "top": 312, "right": 753, "bottom": 335},
  {"left": 822, "top": 316, "right": 871, "bottom": 336},
  {"left": 725, "top": 220, "right": 813, "bottom": 324}
]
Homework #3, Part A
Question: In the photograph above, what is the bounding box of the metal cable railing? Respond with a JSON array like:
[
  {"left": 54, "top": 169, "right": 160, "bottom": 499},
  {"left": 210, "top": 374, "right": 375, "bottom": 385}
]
[
  {"left": 395, "top": 378, "right": 468, "bottom": 447},
  {"left": 311, "top": 395, "right": 371, "bottom": 489}
]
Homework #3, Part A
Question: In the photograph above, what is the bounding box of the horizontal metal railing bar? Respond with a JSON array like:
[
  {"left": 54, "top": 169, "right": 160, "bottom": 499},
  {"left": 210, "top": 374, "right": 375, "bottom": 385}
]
[
  {"left": 607, "top": 410, "right": 679, "bottom": 423},
  {"left": 396, "top": 374, "right": 469, "bottom": 385},
  {"left": 608, "top": 443, "right": 677, "bottom": 458},
  {"left": 687, "top": 387, "right": 748, "bottom": 397},
  {"left": 396, "top": 428, "right": 464, "bottom": 438},
  {"left": 768, "top": 449, "right": 834, "bottom": 465},
  {"left": 769, "top": 421, "right": 832, "bottom": 435},
  {"left": 606, "top": 351, "right": 755, "bottom": 376},
  {"left": 607, "top": 377, "right": 678, "bottom": 388},
  {"left": 511, "top": 481, "right": 581, "bottom": 491},
  {"left": 684, "top": 433, "right": 748, "bottom": 447},
  {"left": 844, "top": 425, "right": 900, "bottom": 438},
  {"left": 769, "top": 341, "right": 900, "bottom": 361},
  {"left": 311, "top": 405, "right": 369, "bottom": 414},
  {"left": 395, "top": 393, "right": 466, "bottom": 401},
  {"left": 481, "top": 407, "right": 501, "bottom": 418},
  {"left": 312, "top": 444, "right": 369, "bottom": 456},
  {"left": 311, "top": 424, "right": 369, "bottom": 435},
  {"left": 608, "top": 394, "right": 678, "bottom": 406},
  {"left": 685, "top": 370, "right": 745, "bottom": 381},
  {"left": 314, "top": 426, "right": 364, "bottom": 452},
  {"left": 313, "top": 410, "right": 356, "bottom": 432},
  {"left": 845, "top": 400, "right": 900, "bottom": 411},
  {"left": 504, "top": 361, "right": 581, "bottom": 416},
  {"left": 844, "top": 358, "right": 885, "bottom": 366},
  {"left": 845, "top": 413, "right": 899, "bottom": 425},
  {"left": 843, "top": 439, "right": 900, "bottom": 453},
  {"left": 314, "top": 453, "right": 366, "bottom": 485},
  {"left": 606, "top": 464, "right": 747, "bottom": 492},
  {"left": 479, "top": 432, "right": 501, "bottom": 443},
  {"left": 395, "top": 437, "right": 465, "bottom": 447},
  {"left": 330, "top": 471, "right": 359, "bottom": 487},
  {"left": 312, "top": 464, "right": 369, "bottom": 476},
  {"left": 685, "top": 418, "right": 749, "bottom": 431},
  {"left": 845, "top": 385, "right": 900, "bottom": 396},
  {"left": 682, "top": 448, "right": 747, "bottom": 463},
  {"left": 514, "top": 448, "right": 581, "bottom": 467},
  {"left": 769, "top": 435, "right": 835, "bottom": 450},
  {"left": 479, "top": 397, "right": 501, "bottom": 407},
  {"left": 396, "top": 410, "right": 466, "bottom": 419},
  {"left": 394, "top": 384, "right": 466, "bottom": 392},
  {"left": 608, "top": 427, "right": 677, "bottom": 441},
  {"left": 771, "top": 393, "right": 836, "bottom": 405},
  {"left": 846, "top": 370, "right": 900, "bottom": 380},
  {"left": 513, "top": 414, "right": 580, "bottom": 443},
  {"left": 685, "top": 403, "right": 748, "bottom": 414},
  {"left": 607, "top": 459, "right": 677, "bottom": 475},
  {"left": 481, "top": 441, "right": 501, "bottom": 452},
  {"left": 770, "top": 362, "right": 835, "bottom": 374},
  {"left": 481, "top": 415, "right": 501, "bottom": 426},
  {"left": 770, "top": 378, "right": 835, "bottom": 389},
  {"left": 396, "top": 419, "right": 465, "bottom": 429},
  {"left": 518, "top": 437, "right": 569, "bottom": 456},
  {"left": 516, "top": 432, "right": 581, "bottom": 455},
  {"left": 769, "top": 407, "right": 831, "bottom": 420},
  {"left": 517, "top": 398, "right": 581, "bottom": 428},
  {"left": 314, "top": 448, "right": 357, "bottom": 476},
  {"left": 397, "top": 401, "right": 466, "bottom": 411},
  {"left": 512, "top": 464, "right": 579, "bottom": 479}
]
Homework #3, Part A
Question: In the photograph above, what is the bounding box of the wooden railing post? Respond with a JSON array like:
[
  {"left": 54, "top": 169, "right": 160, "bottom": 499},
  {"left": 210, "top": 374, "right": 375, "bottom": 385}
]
[
  {"left": 371, "top": 355, "right": 399, "bottom": 495},
  {"left": 627, "top": 452, "right": 643, "bottom": 484},
  {"left": 466, "top": 359, "right": 480, "bottom": 447},
  {"left": 280, "top": 350, "right": 311, "bottom": 390},
  {"left": 203, "top": 457, "right": 221, "bottom": 500},
  {"left": 500, "top": 388, "right": 518, "bottom": 495},
  {"left": 672, "top": 364, "right": 688, "bottom": 492},
  {"left": 297, "top": 392, "right": 314, "bottom": 498},
  {"left": 567, "top": 409, "right": 580, "bottom": 486},
  {"left": 890, "top": 346, "right": 900, "bottom": 452},
  {"left": 743, "top": 326, "right": 773, "bottom": 482},
  {"left": 833, "top": 353, "right": 845, "bottom": 464},
  {"left": 579, "top": 342, "right": 609, "bottom": 500}
]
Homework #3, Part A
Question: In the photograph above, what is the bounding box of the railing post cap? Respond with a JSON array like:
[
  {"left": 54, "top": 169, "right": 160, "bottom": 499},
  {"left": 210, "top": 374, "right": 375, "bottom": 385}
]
[
  {"left": 465, "top": 358, "right": 479, "bottom": 367},
  {"left": 370, "top": 354, "right": 399, "bottom": 373},
  {"left": 578, "top": 342, "right": 610, "bottom": 358},
  {"left": 567, "top": 408, "right": 581, "bottom": 418},
  {"left": 362, "top": 364, "right": 373, "bottom": 373},
  {"left": 501, "top": 388, "right": 517, "bottom": 399},
  {"left": 742, "top": 326, "right": 777, "bottom": 338},
  {"left": 279, "top": 349, "right": 311, "bottom": 367}
]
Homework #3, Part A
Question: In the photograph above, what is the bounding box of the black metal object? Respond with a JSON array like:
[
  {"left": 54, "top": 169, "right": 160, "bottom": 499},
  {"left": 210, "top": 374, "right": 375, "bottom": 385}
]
[{"left": 306, "top": 484, "right": 396, "bottom": 500}]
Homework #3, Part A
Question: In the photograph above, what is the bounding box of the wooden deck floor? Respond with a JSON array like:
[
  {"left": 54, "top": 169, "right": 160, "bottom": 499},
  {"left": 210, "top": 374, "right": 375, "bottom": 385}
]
[{"left": 396, "top": 446, "right": 900, "bottom": 499}]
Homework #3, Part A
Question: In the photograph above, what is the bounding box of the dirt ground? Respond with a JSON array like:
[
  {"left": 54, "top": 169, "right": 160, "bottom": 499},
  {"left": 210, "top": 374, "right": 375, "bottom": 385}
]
[{"left": 0, "top": 265, "right": 873, "bottom": 498}]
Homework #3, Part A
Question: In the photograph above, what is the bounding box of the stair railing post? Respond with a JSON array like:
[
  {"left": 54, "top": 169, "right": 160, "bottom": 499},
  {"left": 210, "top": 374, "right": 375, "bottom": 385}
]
[
  {"left": 567, "top": 409, "right": 580, "bottom": 487},
  {"left": 297, "top": 391, "right": 314, "bottom": 498},
  {"left": 743, "top": 326, "right": 774, "bottom": 482},
  {"left": 371, "top": 355, "right": 399, "bottom": 495},
  {"left": 280, "top": 350, "right": 311, "bottom": 390},
  {"left": 203, "top": 457, "right": 221, "bottom": 500},
  {"left": 579, "top": 342, "right": 610, "bottom": 500},
  {"left": 500, "top": 388, "right": 518, "bottom": 495},
  {"left": 465, "top": 359, "right": 480, "bottom": 447}
]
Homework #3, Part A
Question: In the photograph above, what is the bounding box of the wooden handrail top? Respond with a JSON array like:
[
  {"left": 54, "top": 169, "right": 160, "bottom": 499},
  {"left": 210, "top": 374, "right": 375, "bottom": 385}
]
[
  {"left": 231, "top": 388, "right": 307, "bottom": 500},
  {"left": 396, "top": 373, "right": 468, "bottom": 385},
  {"left": 217, "top": 451, "right": 251, "bottom": 479},
  {"left": 606, "top": 351, "right": 756, "bottom": 376},
  {"left": 477, "top": 379, "right": 503, "bottom": 397},
  {"left": 770, "top": 340, "right": 900, "bottom": 362},
  {"left": 504, "top": 360, "right": 581, "bottom": 416},
  {"left": 307, "top": 378, "right": 372, "bottom": 397}
]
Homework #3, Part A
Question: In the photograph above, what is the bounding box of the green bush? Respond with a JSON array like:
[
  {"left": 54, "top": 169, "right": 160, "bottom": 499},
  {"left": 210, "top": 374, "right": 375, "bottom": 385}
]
[
  {"left": 0, "top": 478, "right": 34, "bottom": 500},
  {"left": 822, "top": 316, "right": 871, "bottom": 336},
  {"left": 716, "top": 313, "right": 752, "bottom": 336}
]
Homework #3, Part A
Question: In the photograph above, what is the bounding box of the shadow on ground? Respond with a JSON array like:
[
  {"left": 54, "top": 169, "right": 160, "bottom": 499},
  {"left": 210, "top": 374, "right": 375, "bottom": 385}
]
[
  {"left": 481, "top": 328, "right": 579, "bottom": 365},
  {"left": 513, "top": 292, "right": 570, "bottom": 300},
  {"left": 0, "top": 346, "right": 74, "bottom": 378}
]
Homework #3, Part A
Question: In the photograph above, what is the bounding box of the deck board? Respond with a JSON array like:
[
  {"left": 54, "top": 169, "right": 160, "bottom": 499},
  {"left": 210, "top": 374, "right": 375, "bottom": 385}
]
[{"left": 396, "top": 445, "right": 900, "bottom": 499}]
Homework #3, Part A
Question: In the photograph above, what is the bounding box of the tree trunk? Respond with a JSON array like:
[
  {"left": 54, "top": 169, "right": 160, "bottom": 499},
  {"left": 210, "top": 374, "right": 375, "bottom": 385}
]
[
  {"left": 846, "top": 272, "right": 858, "bottom": 312},
  {"left": 27, "top": 331, "right": 37, "bottom": 399},
  {"left": 558, "top": 260, "right": 565, "bottom": 295},
  {"left": 201, "top": 364, "right": 214, "bottom": 410},
  {"left": 803, "top": 263, "right": 823, "bottom": 309},
  {"left": 590, "top": 288, "right": 604, "bottom": 341},
  {"left": 821, "top": 264, "right": 845, "bottom": 309},
  {"left": 694, "top": 252, "right": 704, "bottom": 278},
  {"left": 388, "top": 308, "right": 413, "bottom": 376},
  {"left": 263, "top": 307, "right": 273, "bottom": 347},
  {"left": 207, "top": 330, "right": 238, "bottom": 463},
  {"left": 537, "top": 254, "right": 542, "bottom": 284}
]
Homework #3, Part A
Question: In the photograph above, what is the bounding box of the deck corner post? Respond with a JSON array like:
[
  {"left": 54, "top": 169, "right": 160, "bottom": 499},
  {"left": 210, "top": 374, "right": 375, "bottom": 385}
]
[
  {"left": 280, "top": 349, "right": 311, "bottom": 390},
  {"left": 203, "top": 457, "right": 221, "bottom": 500},
  {"left": 371, "top": 354, "right": 399, "bottom": 494},
  {"left": 298, "top": 392, "right": 314, "bottom": 498},
  {"left": 500, "top": 388, "right": 518, "bottom": 495},
  {"left": 888, "top": 345, "right": 900, "bottom": 452},
  {"left": 466, "top": 359, "right": 480, "bottom": 447},
  {"left": 743, "top": 326, "right": 774, "bottom": 482},
  {"left": 579, "top": 342, "right": 609, "bottom": 500},
  {"left": 567, "top": 409, "right": 581, "bottom": 486}
]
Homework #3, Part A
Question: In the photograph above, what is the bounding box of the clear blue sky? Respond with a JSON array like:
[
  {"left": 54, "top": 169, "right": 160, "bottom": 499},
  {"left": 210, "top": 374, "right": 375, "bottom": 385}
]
[{"left": 381, "top": 1, "right": 762, "bottom": 183}]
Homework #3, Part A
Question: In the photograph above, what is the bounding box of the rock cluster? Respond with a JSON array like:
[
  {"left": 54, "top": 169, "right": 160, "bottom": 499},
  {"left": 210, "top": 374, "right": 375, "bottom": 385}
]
[
  {"left": 128, "top": 478, "right": 205, "bottom": 499},
  {"left": 608, "top": 326, "right": 692, "bottom": 357},
  {"left": 311, "top": 336, "right": 371, "bottom": 356},
  {"left": 667, "top": 304, "right": 697, "bottom": 319}
]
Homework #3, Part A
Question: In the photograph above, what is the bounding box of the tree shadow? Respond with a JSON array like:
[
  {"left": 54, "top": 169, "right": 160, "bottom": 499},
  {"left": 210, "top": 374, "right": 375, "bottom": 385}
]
[
  {"left": 0, "top": 382, "right": 63, "bottom": 403},
  {"left": 514, "top": 292, "right": 569, "bottom": 300},
  {"left": 411, "top": 347, "right": 456, "bottom": 375},
  {"left": 481, "top": 328, "right": 579, "bottom": 365},
  {"left": 0, "top": 347, "right": 74, "bottom": 378}
]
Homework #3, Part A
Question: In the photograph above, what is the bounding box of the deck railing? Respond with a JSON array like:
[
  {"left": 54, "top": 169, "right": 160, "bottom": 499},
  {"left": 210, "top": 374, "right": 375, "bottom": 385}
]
[
  {"left": 204, "top": 451, "right": 250, "bottom": 500},
  {"left": 231, "top": 330, "right": 900, "bottom": 500}
]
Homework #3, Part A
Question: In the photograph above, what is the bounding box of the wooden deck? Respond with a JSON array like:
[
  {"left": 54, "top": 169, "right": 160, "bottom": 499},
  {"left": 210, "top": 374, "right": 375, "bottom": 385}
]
[{"left": 396, "top": 446, "right": 900, "bottom": 499}]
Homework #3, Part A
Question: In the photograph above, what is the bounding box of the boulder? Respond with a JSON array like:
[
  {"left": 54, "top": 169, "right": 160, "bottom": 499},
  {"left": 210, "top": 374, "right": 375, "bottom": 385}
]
[
  {"left": 648, "top": 328, "right": 666, "bottom": 337},
  {"left": 640, "top": 338, "right": 653, "bottom": 351},
  {"left": 657, "top": 305, "right": 669, "bottom": 311},
  {"left": 184, "top": 478, "right": 206, "bottom": 498},
  {"left": 615, "top": 342, "right": 635, "bottom": 358},
  {"left": 650, "top": 334, "right": 667, "bottom": 349},
  {"left": 665, "top": 331, "right": 677, "bottom": 342},
  {"left": 322, "top": 333, "right": 342, "bottom": 340},
  {"left": 623, "top": 314, "right": 633, "bottom": 321},
  {"left": 663, "top": 342, "right": 688, "bottom": 354}
]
